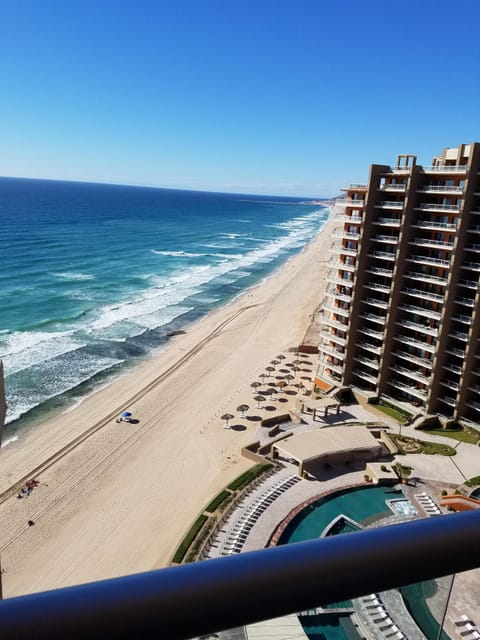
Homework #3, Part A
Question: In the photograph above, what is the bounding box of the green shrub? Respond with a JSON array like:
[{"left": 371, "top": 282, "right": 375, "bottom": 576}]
[
  {"left": 465, "top": 475, "right": 480, "bottom": 487},
  {"left": 172, "top": 514, "right": 209, "bottom": 564},
  {"left": 204, "top": 489, "right": 231, "bottom": 514},
  {"left": 227, "top": 463, "right": 272, "bottom": 492}
]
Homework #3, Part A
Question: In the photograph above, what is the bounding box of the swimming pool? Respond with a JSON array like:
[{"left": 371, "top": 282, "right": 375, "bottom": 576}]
[{"left": 279, "top": 485, "right": 403, "bottom": 545}]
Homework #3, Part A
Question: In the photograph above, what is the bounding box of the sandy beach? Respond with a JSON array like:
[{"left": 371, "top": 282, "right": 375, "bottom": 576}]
[{"left": 0, "top": 210, "right": 336, "bottom": 598}]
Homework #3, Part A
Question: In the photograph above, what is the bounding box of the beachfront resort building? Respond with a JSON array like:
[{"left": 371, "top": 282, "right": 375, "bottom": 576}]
[{"left": 317, "top": 142, "right": 480, "bottom": 425}]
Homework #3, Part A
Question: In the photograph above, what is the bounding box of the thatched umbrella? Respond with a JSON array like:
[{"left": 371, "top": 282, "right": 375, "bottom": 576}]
[
  {"left": 221, "top": 413, "right": 234, "bottom": 429},
  {"left": 237, "top": 404, "right": 249, "bottom": 418},
  {"left": 250, "top": 381, "right": 261, "bottom": 394},
  {"left": 277, "top": 381, "right": 287, "bottom": 392},
  {"left": 259, "top": 373, "right": 268, "bottom": 383},
  {"left": 285, "top": 374, "right": 295, "bottom": 385},
  {"left": 270, "top": 359, "right": 280, "bottom": 369},
  {"left": 276, "top": 354, "right": 286, "bottom": 361},
  {"left": 254, "top": 395, "right": 266, "bottom": 409},
  {"left": 265, "top": 366, "right": 275, "bottom": 377}
]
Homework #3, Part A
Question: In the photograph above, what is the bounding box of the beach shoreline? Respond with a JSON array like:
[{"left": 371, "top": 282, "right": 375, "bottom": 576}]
[{"left": 0, "top": 208, "right": 336, "bottom": 598}]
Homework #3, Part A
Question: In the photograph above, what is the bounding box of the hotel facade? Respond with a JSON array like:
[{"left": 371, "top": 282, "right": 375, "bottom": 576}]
[{"left": 318, "top": 142, "right": 480, "bottom": 425}]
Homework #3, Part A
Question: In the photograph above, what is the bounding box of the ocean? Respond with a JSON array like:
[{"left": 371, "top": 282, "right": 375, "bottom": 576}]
[{"left": 0, "top": 177, "right": 329, "bottom": 442}]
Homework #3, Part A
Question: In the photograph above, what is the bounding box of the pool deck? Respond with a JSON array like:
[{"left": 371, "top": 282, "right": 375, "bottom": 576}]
[{"left": 199, "top": 399, "right": 480, "bottom": 640}]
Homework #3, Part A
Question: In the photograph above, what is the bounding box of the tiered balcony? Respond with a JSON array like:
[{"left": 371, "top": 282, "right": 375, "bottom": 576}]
[
  {"left": 321, "top": 316, "right": 349, "bottom": 331},
  {"left": 396, "top": 319, "right": 438, "bottom": 337},
  {"left": 367, "top": 250, "right": 396, "bottom": 261},
  {"left": 357, "top": 326, "right": 384, "bottom": 339},
  {"left": 468, "top": 384, "right": 480, "bottom": 394},
  {"left": 365, "top": 266, "right": 394, "bottom": 277},
  {"left": 461, "top": 261, "right": 480, "bottom": 272},
  {"left": 361, "top": 297, "right": 389, "bottom": 309},
  {"left": 371, "top": 217, "right": 402, "bottom": 227},
  {"left": 353, "top": 369, "right": 378, "bottom": 385},
  {"left": 394, "top": 334, "right": 435, "bottom": 352},
  {"left": 455, "top": 296, "right": 476, "bottom": 307},
  {"left": 375, "top": 201, "right": 404, "bottom": 209},
  {"left": 358, "top": 341, "right": 382, "bottom": 355},
  {"left": 372, "top": 234, "right": 399, "bottom": 244},
  {"left": 468, "top": 225, "right": 480, "bottom": 233},
  {"left": 321, "top": 358, "right": 343, "bottom": 375},
  {"left": 326, "top": 273, "right": 354, "bottom": 287},
  {"left": 326, "top": 287, "right": 352, "bottom": 303},
  {"left": 404, "top": 271, "right": 448, "bottom": 286},
  {"left": 458, "top": 279, "right": 478, "bottom": 289},
  {"left": 319, "top": 331, "right": 346, "bottom": 346},
  {"left": 423, "top": 165, "right": 468, "bottom": 173},
  {"left": 440, "top": 379, "right": 459, "bottom": 392},
  {"left": 332, "top": 228, "right": 360, "bottom": 240},
  {"left": 393, "top": 366, "right": 431, "bottom": 386},
  {"left": 330, "top": 243, "right": 357, "bottom": 256},
  {"left": 395, "top": 350, "right": 433, "bottom": 369},
  {"left": 445, "top": 345, "right": 465, "bottom": 358},
  {"left": 388, "top": 379, "right": 427, "bottom": 401},
  {"left": 418, "top": 185, "right": 464, "bottom": 194},
  {"left": 415, "top": 203, "right": 461, "bottom": 213},
  {"left": 439, "top": 395, "right": 457, "bottom": 407},
  {"left": 336, "top": 199, "right": 365, "bottom": 207},
  {"left": 448, "top": 330, "right": 469, "bottom": 342},
  {"left": 444, "top": 362, "right": 463, "bottom": 375},
  {"left": 409, "top": 238, "right": 454, "bottom": 250},
  {"left": 465, "top": 244, "right": 480, "bottom": 252},
  {"left": 406, "top": 255, "right": 450, "bottom": 268},
  {"left": 335, "top": 215, "right": 362, "bottom": 224},
  {"left": 320, "top": 344, "right": 346, "bottom": 360},
  {"left": 399, "top": 304, "right": 441, "bottom": 320},
  {"left": 353, "top": 355, "right": 379, "bottom": 370},
  {"left": 452, "top": 313, "right": 473, "bottom": 325},
  {"left": 363, "top": 282, "right": 390, "bottom": 295},
  {"left": 323, "top": 303, "right": 350, "bottom": 317},
  {"left": 402, "top": 287, "right": 444, "bottom": 302},
  {"left": 378, "top": 184, "right": 407, "bottom": 192},
  {"left": 412, "top": 220, "right": 456, "bottom": 231},
  {"left": 329, "top": 258, "right": 356, "bottom": 272},
  {"left": 359, "top": 311, "right": 386, "bottom": 325}
]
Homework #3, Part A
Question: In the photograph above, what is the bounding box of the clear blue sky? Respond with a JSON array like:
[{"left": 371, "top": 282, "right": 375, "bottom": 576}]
[{"left": 1, "top": 0, "right": 479, "bottom": 197}]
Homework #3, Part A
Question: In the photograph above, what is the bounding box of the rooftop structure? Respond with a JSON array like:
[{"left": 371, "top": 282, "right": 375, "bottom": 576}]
[{"left": 318, "top": 142, "right": 480, "bottom": 424}]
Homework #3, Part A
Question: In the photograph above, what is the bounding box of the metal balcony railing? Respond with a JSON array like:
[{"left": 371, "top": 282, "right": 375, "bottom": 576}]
[{"left": 4, "top": 505, "right": 478, "bottom": 640}]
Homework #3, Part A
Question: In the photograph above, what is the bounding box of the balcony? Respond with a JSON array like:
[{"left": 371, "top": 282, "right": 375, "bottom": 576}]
[
  {"left": 367, "top": 250, "right": 396, "bottom": 261},
  {"left": 337, "top": 199, "right": 365, "bottom": 207},
  {"left": 357, "top": 326, "right": 384, "bottom": 340},
  {"left": 418, "top": 185, "right": 464, "bottom": 193},
  {"left": 393, "top": 365, "right": 431, "bottom": 386},
  {"left": 319, "top": 331, "right": 346, "bottom": 346},
  {"left": 388, "top": 379, "right": 427, "bottom": 400},
  {"left": 468, "top": 226, "right": 480, "bottom": 233},
  {"left": 394, "top": 334, "right": 436, "bottom": 353},
  {"left": 399, "top": 304, "right": 441, "bottom": 320},
  {"left": 361, "top": 297, "right": 389, "bottom": 309},
  {"left": 468, "top": 384, "right": 480, "bottom": 394},
  {"left": 401, "top": 287, "right": 444, "bottom": 302},
  {"left": 372, "top": 217, "right": 402, "bottom": 227},
  {"left": 448, "top": 330, "right": 469, "bottom": 342},
  {"left": 321, "top": 316, "right": 349, "bottom": 331},
  {"left": 444, "top": 362, "right": 463, "bottom": 375},
  {"left": 353, "top": 369, "right": 378, "bottom": 384},
  {"left": 358, "top": 341, "right": 382, "bottom": 355},
  {"left": 412, "top": 220, "right": 456, "bottom": 231},
  {"left": 465, "top": 244, "right": 480, "bottom": 252},
  {"left": 404, "top": 272, "right": 448, "bottom": 288},
  {"left": 365, "top": 266, "right": 394, "bottom": 277},
  {"left": 323, "top": 304, "right": 350, "bottom": 317},
  {"left": 409, "top": 238, "right": 454, "bottom": 250},
  {"left": 320, "top": 344, "right": 346, "bottom": 360},
  {"left": 458, "top": 279, "right": 478, "bottom": 289},
  {"left": 395, "top": 349, "right": 433, "bottom": 369},
  {"left": 375, "top": 201, "right": 404, "bottom": 209},
  {"left": 372, "top": 234, "right": 398, "bottom": 244},
  {"left": 396, "top": 319, "right": 438, "bottom": 337},
  {"left": 335, "top": 215, "right": 363, "bottom": 224},
  {"left": 378, "top": 183, "right": 407, "bottom": 191},
  {"left": 353, "top": 355, "right": 379, "bottom": 370},
  {"left": 445, "top": 346, "right": 465, "bottom": 358},
  {"left": 406, "top": 255, "right": 450, "bottom": 268},
  {"left": 461, "top": 261, "right": 480, "bottom": 271},
  {"left": 332, "top": 228, "right": 361, "bottom": 240},
  {"left": 329, "top": 258, "right": 356, "bottom": 272},
  {"left": 363, "top": 282, "right": 391, "bottom": 293},
  {"left": 359, "top": 312, "right": 386, "bottom": 325},
  {"left": 415, "top": 202, "right": 460, "bottom": 213},
  {"left": 321, "top": 358, "right": 343, "bottom": 375},
  {"left": 452, "top": 313, "right": 472, "bottom": 325},
  {"left": 439, "top": 394, "right": 457, "bottom": 407},
  {"left": 330, "top": 243, "right": 358, "bottom": 256},
  {"left": 423, "top": 164, "right": 468, "bottom": 173},
  {"left": 455, "top": 297, "right": 476, "bottom": 307},
  {"left": 440, "top": 379, "right": 459, "bottom": 392},
  {"left": 326, "top": 288, "right": 352, "bottom": 303},
  {"left": 326, "top": 273, "right": 354, "bottom": 287}
]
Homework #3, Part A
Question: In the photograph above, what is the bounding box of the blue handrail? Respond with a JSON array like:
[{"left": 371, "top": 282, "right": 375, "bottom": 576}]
[{"left": 0, "top": 510, "right": 479, "bottom": 639}]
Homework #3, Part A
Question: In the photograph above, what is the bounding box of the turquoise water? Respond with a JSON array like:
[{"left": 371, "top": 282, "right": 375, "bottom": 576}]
[
  {"left": 400, "top": 581, "right": 450, "bottom": 640},
  {"left": 0, "top": 177, "right": 329, "bottom": 437},
  {"left": 300, "top": 613, "right": 353, "bottom": 640},
  {"left": 280, "top": 486, "right": 402, "bottom": 544}
]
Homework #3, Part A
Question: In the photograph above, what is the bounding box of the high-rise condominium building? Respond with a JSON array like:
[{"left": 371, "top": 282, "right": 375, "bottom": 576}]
[{"left": 318, "top": 142, "right": 480, "bottom": 425}]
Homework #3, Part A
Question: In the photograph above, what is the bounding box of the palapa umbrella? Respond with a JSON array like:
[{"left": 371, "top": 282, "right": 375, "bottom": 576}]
[
  {"left": 270, "top": 359, "right": 280, "bottom": 369},
  {"left": 265, "top": 366, "right": 275, "bottom": 377},
  {"left": 237, "top": 404, "right": 249, "bottom": 418},
  {"left": 276, "top": 354, "right": 286, "bottom": 361},
  {"left": 254, "top": 395, "right": 266, "bottom": 409},
  {"left": 259, "top": 373, "right": 267, "bottom": 382},
  {"left": 221, "top": 413, "right": 234, "bottom": 429},
  {"left": 277, "top": 381, "right": 287, "bottom": 392},
  {"left": 250, "top": 381, "right": 261, "bottom": 393}
]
